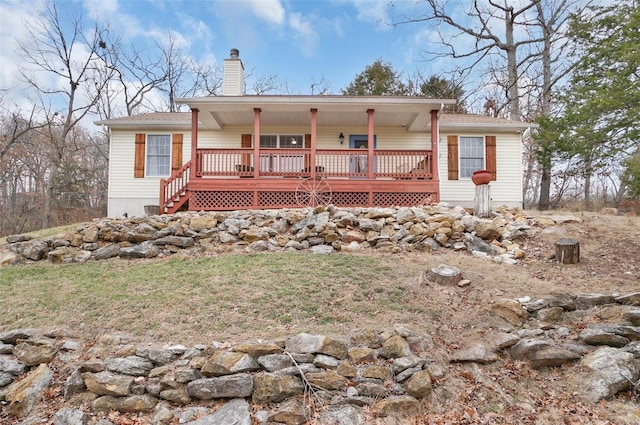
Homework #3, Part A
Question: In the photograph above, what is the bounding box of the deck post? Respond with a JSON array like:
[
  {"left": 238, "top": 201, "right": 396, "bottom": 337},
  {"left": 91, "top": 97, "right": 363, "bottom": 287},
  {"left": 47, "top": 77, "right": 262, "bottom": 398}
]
[
  {"left": 159, "top": 178, "right": 165, "bottom": 213},
  {"left": 310, "top": 108, "right": 317, "bottom": 179},
  {"left": 190, "top": 108, "right": 199, "bottom": 180},
  {"left": 367, "top": 109, "right": 375, "bottom": 206},
  {"left": 430, "top": 109, "right": 439, "bottom": 182},
  {"left": 253, "top": 108, "right": 261, "bottom": 206}
]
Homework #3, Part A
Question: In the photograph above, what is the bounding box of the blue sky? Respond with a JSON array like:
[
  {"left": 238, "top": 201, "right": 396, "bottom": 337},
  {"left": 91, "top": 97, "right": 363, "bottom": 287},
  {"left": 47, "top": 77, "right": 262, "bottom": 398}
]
[{"left": 0, "top": 0, "right": 441, "bottom": 98}]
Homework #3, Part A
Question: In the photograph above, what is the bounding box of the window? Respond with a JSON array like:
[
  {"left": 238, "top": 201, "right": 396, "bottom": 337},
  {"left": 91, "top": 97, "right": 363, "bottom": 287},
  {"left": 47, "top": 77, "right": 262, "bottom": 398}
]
[
  {"left": 146, "top": 134, "right": 171, "bottom": 176},
  {"left": 260, "top": 135, "right": 303, "bottom": 149},
  {"left": 459, "top": 136, "right": 484, "bottom": 178}
]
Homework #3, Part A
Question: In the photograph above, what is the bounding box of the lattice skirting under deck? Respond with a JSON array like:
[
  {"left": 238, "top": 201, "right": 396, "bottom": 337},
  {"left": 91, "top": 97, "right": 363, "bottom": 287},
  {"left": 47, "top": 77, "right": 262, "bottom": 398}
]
[{"left": 190, "top": 190, "right": 439, "bottom": 210}]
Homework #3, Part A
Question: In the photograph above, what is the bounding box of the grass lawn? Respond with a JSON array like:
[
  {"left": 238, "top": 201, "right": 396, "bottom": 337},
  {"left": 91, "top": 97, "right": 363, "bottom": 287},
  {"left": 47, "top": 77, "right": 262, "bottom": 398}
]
[{"left": 0, "top": 252, "right": 443, "bottom": 345}]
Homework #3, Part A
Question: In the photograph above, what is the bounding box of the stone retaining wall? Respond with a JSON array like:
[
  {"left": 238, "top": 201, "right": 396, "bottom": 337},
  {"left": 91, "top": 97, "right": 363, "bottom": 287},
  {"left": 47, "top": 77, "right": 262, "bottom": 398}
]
[
  {"left": 1, "top": 204, "right": 533, "bottom": 266},
  {"left": 1, "top": 289, "right": 639, "bottom": 424}
]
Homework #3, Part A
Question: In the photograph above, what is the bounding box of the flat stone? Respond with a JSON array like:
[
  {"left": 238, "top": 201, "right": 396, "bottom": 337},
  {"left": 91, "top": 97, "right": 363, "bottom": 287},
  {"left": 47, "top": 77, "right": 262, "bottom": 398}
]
[
  {"left": 4, "top": 363, "right": 53, "bottom": 418},
  {"left": 578, "top": 329, "right": 630, "bottom": 347},
  {"left": 450, "top": 343, "right": 498, "bottom": 364},
  {"left": 234, "top": 342, "right": 283, "bottom": 359},
  {"left": 348, "top": 347, "right": 378, "bottom": 363},
  {"left": 361, "top": 364, "right": 392, "bottom": 381},
  {"left": 187, "top": 374, "right": 253, "bottom": 400},
  {"left": 92, "top": 394, "right": 158, "bottom": 413},
  {"left": 537, "top": 307, "right": 564, "bottom": 323},
  {"left": 0, "top": 355, "right": 26, "bottom": 375},
  {"left": 201, "top": 351, "right": 260, "bottom": 376},
  {"left": 404, "top": 370, "right": 432, "bottom": 398},
  {"left": 319, "top": 405, "right": 365, "bottom": 425},
  {"left": 575, "top": 293, "right": 616, "bottom": 310},
  {"left": 93, "top": 244, "right": 120, "bottom": 260},
  {"left": 490, "top": 299, "right": 529, "bottom": 325},
  {"left": 373, "top": 395, "right": 420, "bottom": 418},
  {"left": 616, "top": 292, "right": 640, "bottom": 306},
  {"left": 379, "top": 335, "right": 411, "bottom": 359},
  {"left": 13, "top": 342, "right": 58, "bottom": 366},
  {"left": 53, "top": 407, "right": 90, "bottom": 425},
  {"left": 0, "top": 329, "right": 37, "bottom": 344},
  {"left": 268, "top": 398, "right": 308, "bottom": 425},
  {"left": 578, "top": 347, "right": 640, "bottom": 403},
  {"left": 257, "top": 354, "right": 293, "bottom": 372},
  {"left": 305, "top": 370, "right": 349, "bottom": 390},
  {"left": 528, "top": 346, "right": 581, "bottom": 369},
  {"left": 509, "top": 338, "right": 553, "bottom": 361},
  {"left": 82, "top": 371, "right": 133, "bottom": 396},
  {"left": 252, "top": 373, "right": 304, "bottom": 404},
  {"left": 623, "top": 309, "right": 640, "bottom": 326},
  {"left": 184, "top": 398, "right": 251, "bottom": 425},
  {"left": 105, "top": 356, "right": 154, "bottom": 376}
]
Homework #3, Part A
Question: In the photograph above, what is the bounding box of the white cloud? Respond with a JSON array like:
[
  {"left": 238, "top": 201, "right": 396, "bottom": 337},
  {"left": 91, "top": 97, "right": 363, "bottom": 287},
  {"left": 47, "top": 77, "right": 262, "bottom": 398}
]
[
  {"left": 289, "top": 12, "right": 319, "bottom": 57},
  {"left": 83, "top": 0, "right": 119, "bottom": 21},
  {"left": 0, "top": 0, "right": 46, "bottom": 94},
  {"left": 246, "top": 0, "right": 285, "bottom": 25},
  {"left": 342, "top": 0, "right": 391, "bottom": 28}
]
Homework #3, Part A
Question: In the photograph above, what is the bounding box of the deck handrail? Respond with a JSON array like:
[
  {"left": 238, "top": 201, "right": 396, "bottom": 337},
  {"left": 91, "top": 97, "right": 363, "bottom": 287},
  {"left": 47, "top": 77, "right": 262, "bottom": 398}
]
[
  {"left": 194, "top": 148, "right": 433, "bottom": 179},
  {"left": 160, "top": 160, "right": 191, "bottom": 212}
]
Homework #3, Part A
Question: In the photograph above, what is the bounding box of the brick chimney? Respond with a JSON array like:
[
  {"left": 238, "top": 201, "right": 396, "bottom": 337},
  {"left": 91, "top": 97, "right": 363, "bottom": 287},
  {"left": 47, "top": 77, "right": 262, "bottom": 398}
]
[{"left": 223, "top": 48, "right": 244, "bottom": 96}]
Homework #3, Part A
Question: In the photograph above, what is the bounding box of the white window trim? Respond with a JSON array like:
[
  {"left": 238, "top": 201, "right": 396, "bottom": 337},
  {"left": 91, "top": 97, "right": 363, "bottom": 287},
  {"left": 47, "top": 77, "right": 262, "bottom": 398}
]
[
  {"left": 458, "top": 135, "right": 485, "bottom": 179},
  {"left": 145, "top": 134, "right": 172, "bottom": 177},
  {"left": 259, "top": 134, "right": 304, "bottom": 149}
]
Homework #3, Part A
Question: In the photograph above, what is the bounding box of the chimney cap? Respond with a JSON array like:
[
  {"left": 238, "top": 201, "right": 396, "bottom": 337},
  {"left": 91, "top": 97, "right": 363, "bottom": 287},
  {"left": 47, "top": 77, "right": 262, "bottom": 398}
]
[{"left": 230, "top": 48, "right": 240, "bottom": 59}]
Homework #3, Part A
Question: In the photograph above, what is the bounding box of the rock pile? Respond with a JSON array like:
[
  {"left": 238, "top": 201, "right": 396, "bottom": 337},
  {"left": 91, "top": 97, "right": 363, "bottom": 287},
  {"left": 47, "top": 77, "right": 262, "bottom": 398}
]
[
  {"left": 1, "top": 290, "right": 639, "bottom": 425},
  {"left": 0, "top": 204, "right": 532, "bottom": 266}
]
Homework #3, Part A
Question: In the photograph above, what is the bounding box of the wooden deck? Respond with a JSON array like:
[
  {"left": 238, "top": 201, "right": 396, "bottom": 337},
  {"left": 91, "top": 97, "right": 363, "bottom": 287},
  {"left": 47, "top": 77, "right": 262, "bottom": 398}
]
[{"left": 161, "top": 148, "right": 439, "bottom": 213}]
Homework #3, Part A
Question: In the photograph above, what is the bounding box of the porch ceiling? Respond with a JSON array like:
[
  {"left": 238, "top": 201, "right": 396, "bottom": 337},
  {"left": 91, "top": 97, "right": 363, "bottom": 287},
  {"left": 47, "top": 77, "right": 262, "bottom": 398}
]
[{"left": 176, "top": 95, "right": 455, "bottom": 132}]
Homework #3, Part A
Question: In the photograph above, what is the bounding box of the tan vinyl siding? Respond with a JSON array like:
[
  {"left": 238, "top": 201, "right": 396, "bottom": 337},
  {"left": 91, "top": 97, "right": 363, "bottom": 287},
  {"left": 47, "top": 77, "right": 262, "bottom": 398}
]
[
  {"left": 107, "top": 129, "right": 192, "bottom": 217},
  {"left": 438, "top": 132, "right": 522, "bottom": 208}
]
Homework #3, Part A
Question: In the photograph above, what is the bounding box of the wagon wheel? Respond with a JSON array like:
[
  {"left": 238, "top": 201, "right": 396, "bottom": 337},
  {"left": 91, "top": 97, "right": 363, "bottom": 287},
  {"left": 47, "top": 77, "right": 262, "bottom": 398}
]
[{"left": 295, "top": 178, "right": 332, "bottom": 207}]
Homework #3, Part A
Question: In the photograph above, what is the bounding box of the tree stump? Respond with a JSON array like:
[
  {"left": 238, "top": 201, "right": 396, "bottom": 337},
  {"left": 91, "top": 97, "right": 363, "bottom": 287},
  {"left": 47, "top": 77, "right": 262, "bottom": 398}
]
[
  {"left": 555, "top": 238, "right": 580, "bottom": 264},
  {"left": 426, "top": 264, "right": 462, "bottom": 285},
  {"left": 474, "top": 184, "right": 490, "bottom": 218}
]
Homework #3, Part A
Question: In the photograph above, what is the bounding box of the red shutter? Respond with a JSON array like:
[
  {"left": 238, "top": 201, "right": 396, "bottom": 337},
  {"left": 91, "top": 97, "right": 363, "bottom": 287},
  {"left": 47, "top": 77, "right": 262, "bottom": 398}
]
[
  {"left": 447, "top": 135, "right": 459, "bottom": 180},
  {"left": 241, "top": 134, "right": 252, "bottom": 166},
  {"left": 485, "top": 135, "right": 497, "bottom": 181},
  {"left": 134, "top": 133, "right": 145, "bottom": 178},
  {"left": 171, "top": 134, "right": 183, "bottom": 173}
]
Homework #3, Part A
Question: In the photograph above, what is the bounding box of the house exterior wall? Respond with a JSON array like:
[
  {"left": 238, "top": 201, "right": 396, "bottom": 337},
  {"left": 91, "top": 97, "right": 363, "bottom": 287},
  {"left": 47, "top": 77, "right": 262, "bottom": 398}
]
[
  {"left": 108, "top": 129, "right": 192, "bottom": 217},
  {"left": 107, "top": 126, "right": 433, "bottom": 217},
  {"left": 107, "top": 124, "right": 523, "bottom": 216},
  {"left": 438, "top": 131, "right": 523, "bottom": 208}
]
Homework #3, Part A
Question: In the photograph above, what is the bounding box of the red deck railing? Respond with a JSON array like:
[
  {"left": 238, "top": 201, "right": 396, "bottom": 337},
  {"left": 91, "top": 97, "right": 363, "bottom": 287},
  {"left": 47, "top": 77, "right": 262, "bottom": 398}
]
[
  {"left": 160, "top": 160, "right": 191, "bottom": 212},
  {"left": 195, "top": 148, "right": 432, "bottom": 180}
]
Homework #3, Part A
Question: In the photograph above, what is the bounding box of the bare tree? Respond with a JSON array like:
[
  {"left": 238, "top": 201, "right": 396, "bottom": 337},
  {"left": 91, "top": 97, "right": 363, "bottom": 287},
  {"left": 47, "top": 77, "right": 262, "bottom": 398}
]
[
  {"left": 393, "top": 0, "right": 588, "bottom": 209},
  {"left": 310, "top": 76, "right": 331, "bottom": 95},
  {"left": 96, "top": 38, "right": 168, "bottom": 118},
  {"left": 16, "top": 1, "right": 113, "bottom": 227}
]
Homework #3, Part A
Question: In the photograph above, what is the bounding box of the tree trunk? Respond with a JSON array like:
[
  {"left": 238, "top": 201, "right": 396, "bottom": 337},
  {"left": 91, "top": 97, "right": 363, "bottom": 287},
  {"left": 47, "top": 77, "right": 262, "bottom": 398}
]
[
  {"left": 505, "top": 10, "right": 520, "bottom": 121},
  {"left": 555, "top": 238, "right": 580, "bottom": 264},
  {"left": 539, "top": 162, "right": 551, "bottom": 210}
]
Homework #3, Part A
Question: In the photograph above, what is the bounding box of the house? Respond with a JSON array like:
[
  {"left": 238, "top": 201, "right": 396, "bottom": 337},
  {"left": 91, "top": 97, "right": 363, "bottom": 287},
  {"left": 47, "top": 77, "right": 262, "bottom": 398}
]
[{"left": 96, "top": 49, "right": 533, "bottom": 217}]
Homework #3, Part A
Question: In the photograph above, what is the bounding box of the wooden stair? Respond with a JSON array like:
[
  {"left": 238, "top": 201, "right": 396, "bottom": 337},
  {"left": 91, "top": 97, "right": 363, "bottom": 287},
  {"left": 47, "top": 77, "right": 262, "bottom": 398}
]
[{"left": 160, "top": 160, "right": 191, "bottom": 214}]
